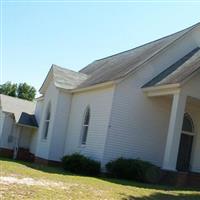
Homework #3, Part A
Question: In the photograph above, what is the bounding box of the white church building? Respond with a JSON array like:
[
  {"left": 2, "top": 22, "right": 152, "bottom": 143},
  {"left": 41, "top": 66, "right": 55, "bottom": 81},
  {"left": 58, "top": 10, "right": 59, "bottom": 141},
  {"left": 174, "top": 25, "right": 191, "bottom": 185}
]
[{"left": 1, "top": 23, "right": 200, "bottom": 183}]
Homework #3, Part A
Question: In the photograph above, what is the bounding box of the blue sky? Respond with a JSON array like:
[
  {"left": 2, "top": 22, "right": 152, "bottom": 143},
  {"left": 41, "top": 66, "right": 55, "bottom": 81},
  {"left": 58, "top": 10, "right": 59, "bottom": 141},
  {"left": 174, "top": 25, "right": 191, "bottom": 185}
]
[{"left": 1, "top": 1, "right": 200, "bottom": 92}]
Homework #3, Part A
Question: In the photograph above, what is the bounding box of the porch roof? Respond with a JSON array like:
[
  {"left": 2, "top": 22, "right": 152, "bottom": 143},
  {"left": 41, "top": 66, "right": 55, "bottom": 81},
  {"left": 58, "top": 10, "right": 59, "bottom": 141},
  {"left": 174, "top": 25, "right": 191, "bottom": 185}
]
[
  {"left": 18, "top": 112, "right": 38, "bottom": 128},
  {"left": 143, "top": 47, "right": 200, "bottom": 88}
]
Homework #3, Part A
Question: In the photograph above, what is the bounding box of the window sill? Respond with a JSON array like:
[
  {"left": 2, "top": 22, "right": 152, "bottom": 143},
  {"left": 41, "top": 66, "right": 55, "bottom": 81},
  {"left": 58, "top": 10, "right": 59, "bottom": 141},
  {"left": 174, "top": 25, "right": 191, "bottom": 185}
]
[{"left": 41, "top": 139, "right": 48, "bottom": 143}]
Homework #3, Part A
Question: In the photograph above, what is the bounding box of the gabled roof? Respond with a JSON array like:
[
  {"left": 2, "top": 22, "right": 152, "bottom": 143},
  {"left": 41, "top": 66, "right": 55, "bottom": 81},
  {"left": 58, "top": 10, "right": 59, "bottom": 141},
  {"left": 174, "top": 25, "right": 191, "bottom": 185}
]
[
  {"left": 143, "top": 47, "right": 200, "bottom": 88},
  {"left": 39, "top": 64, "right": 88, "bottom": 94},
  {"left": 53, "top": 65, "right": 88, "bottom": 89},
  {"left": 0, "top": 94, "right": 37, "bottom": 128},
  {"left": 77, "top": 23, "right": 200, "bottom": 88},
  {"left": 40, "top": 23, "right": 200, "bottom": 93}
]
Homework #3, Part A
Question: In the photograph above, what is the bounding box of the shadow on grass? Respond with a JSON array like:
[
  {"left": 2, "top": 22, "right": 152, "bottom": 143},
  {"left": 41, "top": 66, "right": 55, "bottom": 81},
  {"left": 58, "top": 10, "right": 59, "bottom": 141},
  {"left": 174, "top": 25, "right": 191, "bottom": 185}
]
[
  {"left": 0, "top": 157, "right": 72, "bottom": 176},
  {"left": 120, "top": 192, "right": 200, "bottom": 200},
  {"left": 1, "top": 157, "right": 200, "bottom": 194},
  {"left": 100, "top": 176, "right": 200, "bottom": 192}
]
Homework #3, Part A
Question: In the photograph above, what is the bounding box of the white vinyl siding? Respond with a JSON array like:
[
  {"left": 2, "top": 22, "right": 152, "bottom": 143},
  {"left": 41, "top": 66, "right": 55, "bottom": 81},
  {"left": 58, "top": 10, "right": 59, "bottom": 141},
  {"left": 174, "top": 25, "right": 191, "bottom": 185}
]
[
  {"left": 102, "top": 31, "right": 199, "bottom": 167},
  {"left": 65, "top": 86, "right": 114, "bottom": 163},
  {"left": 48, "top": 91, "right": 72, "bottom": 161},
  {"left": 102, "top": 76, "right": 172, "bottom": 167},
  {"left": 35, "top": 81, "right": 59, "bottom": 160}
]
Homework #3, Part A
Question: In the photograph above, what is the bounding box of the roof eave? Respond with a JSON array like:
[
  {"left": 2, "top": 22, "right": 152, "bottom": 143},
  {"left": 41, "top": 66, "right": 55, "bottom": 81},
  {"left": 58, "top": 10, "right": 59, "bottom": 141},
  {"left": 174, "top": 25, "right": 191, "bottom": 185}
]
[
  {"left": 17, "top": 123, "right": 38, "bottom": 129},
  {"left": 142, "top": 83, "right": 181, "bottom": 97},
  {"left": 71, "top": 80, "right": 116, "bottom": 93},
  {"left": 35, "top": 96, "right": 44, "bottom": 101},
  {"left": 39, "top": 65, "right": 54, "bottom": 94}
]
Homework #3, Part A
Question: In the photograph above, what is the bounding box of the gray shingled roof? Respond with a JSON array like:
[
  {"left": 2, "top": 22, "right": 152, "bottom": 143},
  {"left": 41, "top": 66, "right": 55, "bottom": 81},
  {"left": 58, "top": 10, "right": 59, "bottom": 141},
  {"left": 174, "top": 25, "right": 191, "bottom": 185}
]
[
  {"left": 41, "top": 23, "right": 200, "bottom": 92},
  {"left": 143, "top": 47, "right": 200, "bottom": 88},
  {"left": 52, "top": 65, "right": 88, "bottom": 90},
  {"left": 0, "top": 94, "right": 37, "bottom": 128},
  {"left": 39, "top": 64, "right": 88, "bottom": 93},
  {"left": 77, "top": 23, "right": 199, "bottom": 88},
  {"left": 18, "top": 112, "right": 38, "bottom": 127}
]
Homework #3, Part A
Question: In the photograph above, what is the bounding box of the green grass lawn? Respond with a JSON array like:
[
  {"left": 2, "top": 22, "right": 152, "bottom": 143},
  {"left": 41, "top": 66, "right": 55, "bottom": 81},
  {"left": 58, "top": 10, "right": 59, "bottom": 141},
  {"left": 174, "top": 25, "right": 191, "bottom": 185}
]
[{"left": 0, "top": 158, "right": 200, "bottom": 200}]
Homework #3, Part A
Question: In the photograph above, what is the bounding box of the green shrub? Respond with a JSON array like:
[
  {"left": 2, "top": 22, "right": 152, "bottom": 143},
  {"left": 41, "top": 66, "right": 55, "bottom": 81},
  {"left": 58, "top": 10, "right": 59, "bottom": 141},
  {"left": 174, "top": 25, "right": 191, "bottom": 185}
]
[
  {"left": 106, "top": 157, "right": 161, "bottom": 183},
  {"left": 62, "top": 153, "right": 100, "bottom": 176}
]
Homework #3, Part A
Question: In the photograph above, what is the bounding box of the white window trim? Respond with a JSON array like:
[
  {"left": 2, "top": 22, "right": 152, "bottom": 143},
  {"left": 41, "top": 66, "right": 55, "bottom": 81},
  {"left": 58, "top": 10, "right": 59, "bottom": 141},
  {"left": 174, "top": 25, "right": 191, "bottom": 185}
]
[
  {"left": 80, "top": 107, "right": 90, "bottom": 146},
  {"left": 81, "top": 125, "right": 89, "bottom": 145},
  {"left": 43, "top": 120, "right": 50, "bottom": 139},
  {"left": 182, "top": 131, "right": 196, "bottom": 136},
  {"left": 42, "top": 103, "right": 51, "bottom": 140},
  {"left": 181, "top": 113, "right": 195, "bottom": 136}
]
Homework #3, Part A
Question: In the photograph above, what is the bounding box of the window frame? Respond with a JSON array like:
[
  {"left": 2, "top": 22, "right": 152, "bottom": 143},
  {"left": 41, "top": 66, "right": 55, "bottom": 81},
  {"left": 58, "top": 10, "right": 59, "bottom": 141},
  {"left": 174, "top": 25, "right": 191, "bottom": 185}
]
[
  {"left": 182, "top": 113, "right": 195, "bottom": 134},
  {"left": 42, "top": 103, "right": 51, "bottom": 140},
  {"left": 81, "top": 106, "right": 90, "bottom": 145}
]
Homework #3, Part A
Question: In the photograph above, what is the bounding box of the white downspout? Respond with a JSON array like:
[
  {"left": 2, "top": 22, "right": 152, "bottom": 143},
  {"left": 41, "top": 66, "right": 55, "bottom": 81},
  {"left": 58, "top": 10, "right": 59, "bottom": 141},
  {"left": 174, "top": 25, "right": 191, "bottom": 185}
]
[{"left": 13, "top": 126, "right": 22, "bottom": 160}]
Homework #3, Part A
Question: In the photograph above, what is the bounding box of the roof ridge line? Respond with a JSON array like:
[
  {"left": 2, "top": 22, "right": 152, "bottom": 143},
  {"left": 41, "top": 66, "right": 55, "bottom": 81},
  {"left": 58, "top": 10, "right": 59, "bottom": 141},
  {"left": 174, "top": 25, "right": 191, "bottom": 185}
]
[
  {"left": 79, "top": 23, "right": 199, "bottom": 74},
  {"left": 95, "top": 23, "right": 199, "bottom": 62},
  {"left": 52, "top": 64, "right": 88, "bottom": 76},
  {"left": 117, "top": 22, "right": 200, "bottom": 81}
]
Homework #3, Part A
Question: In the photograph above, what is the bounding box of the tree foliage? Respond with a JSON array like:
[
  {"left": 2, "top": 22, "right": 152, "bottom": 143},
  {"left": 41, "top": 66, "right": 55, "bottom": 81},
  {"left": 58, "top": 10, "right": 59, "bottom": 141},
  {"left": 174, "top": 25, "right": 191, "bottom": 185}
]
[
  {"left": 17, "top": 83, "right": 36, "bottom": 101},
  {"left": 0, "top": 82, "right": 36, "bottom": 101},
  {"left": 0, "top": 82, "right": 17, "bottom": 97}
]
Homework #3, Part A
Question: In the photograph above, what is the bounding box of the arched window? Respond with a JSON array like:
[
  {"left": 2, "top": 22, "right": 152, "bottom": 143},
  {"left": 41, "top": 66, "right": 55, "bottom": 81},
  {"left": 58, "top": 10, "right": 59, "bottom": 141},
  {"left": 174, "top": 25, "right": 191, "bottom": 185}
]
[
  {"left": 182, "top": 113, "right": 194, "bottom": 133},
  {"left": 81, "top": 107, "right": 90, "bottom": 145},
  {"left": 43, "top": 103, "right": 51, "bottom": 139},
  {"left": 176, "top": 113, "right": 195, "bottom": 171}
]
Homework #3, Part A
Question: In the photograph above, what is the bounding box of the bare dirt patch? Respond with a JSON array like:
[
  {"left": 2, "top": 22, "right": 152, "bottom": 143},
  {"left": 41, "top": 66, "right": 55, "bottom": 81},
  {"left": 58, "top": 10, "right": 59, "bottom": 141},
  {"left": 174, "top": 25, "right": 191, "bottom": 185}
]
[{"left": 0, "top": 176, "right": 78, "bottom": 189}]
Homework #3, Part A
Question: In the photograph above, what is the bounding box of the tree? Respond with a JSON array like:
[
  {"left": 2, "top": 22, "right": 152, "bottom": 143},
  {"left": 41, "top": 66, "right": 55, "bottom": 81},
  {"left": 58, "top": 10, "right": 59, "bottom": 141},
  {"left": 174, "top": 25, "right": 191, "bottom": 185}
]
[
  {"left": 0, "top": 82, "right": 17, "bottom": 97},
  {"left": 0, "top": 82, "right": 36, "bottom": 101},
  {"left": 17, "top": 83, "right": 36, "bottom": 101}
]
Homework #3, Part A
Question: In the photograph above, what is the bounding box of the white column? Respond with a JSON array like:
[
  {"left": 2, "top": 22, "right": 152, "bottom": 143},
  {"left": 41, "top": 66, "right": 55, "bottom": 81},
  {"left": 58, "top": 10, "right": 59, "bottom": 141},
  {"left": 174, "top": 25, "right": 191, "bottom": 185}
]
[{"left": 162, "top": 93, "right": 187, "bottom": 171}]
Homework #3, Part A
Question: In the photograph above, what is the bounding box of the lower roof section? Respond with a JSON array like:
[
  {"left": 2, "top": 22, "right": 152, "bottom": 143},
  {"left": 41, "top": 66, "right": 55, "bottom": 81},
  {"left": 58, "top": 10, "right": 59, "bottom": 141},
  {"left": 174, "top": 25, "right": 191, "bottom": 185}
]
[{"left": 143, "top": 47, "right": 200, "bottom": 88}]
